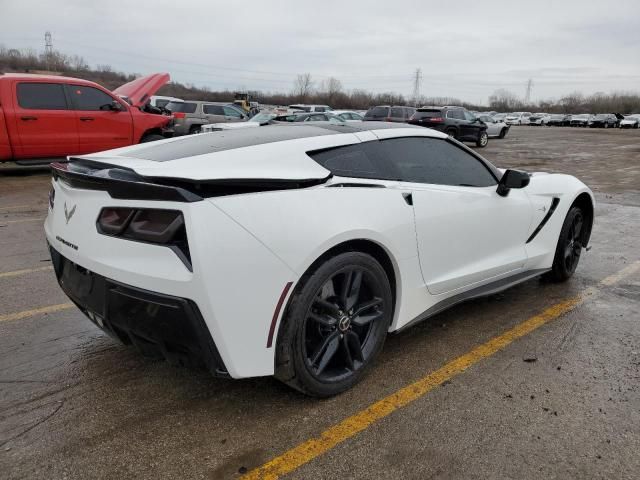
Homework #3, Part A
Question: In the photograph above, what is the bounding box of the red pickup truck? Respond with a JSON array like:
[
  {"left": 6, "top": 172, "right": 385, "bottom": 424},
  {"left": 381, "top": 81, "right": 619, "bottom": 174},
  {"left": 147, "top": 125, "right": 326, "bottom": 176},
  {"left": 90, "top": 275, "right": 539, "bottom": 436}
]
[{"left": 0, "top": 72, "right": 172, "bottom": 163}]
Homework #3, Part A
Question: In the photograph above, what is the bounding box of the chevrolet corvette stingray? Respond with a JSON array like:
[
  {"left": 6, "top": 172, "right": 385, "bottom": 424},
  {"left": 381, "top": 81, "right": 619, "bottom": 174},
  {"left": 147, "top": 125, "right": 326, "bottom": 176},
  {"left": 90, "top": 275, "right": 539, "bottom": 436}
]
[{"left": 45, "top": 123, "right": 594, "bottom": 396}]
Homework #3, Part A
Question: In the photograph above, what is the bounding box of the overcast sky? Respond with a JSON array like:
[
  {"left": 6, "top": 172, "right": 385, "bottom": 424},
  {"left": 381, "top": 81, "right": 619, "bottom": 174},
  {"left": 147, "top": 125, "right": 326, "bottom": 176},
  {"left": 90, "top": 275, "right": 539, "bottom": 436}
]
[{"left": 2, "top": 0, "right": 639, "bottom": 103}]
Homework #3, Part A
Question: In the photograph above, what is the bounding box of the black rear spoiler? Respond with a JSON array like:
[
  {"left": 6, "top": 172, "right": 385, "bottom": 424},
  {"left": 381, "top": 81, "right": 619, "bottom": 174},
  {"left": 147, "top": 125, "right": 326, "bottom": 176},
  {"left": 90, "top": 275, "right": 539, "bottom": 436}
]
[
  {"left": 52, "top": 158, "right": 330, "bottom": 202},
  {"left": 51, "top": 160, "right": 203, "bottom": 203}
]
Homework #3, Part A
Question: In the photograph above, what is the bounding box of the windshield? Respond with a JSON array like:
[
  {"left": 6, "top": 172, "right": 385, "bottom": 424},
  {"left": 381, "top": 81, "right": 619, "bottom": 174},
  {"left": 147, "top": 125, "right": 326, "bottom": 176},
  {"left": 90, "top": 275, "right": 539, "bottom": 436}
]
[{"left": 165, "top": 101, "right": 197, "bottom": 113}]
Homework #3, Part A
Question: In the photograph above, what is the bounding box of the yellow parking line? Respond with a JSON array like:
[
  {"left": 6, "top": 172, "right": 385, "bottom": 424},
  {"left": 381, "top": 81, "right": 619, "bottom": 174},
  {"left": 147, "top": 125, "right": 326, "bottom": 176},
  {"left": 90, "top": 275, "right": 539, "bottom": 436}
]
[
  {"left": 0, "top": 266, "right": 54, "bottom": 279},
  {"left": 0, "top": 217, "right": 45, "bottom": 225},
  {"left": 0, "top": 303, "right": 74, "bottom": 323},
  {"left": 243, "top": 261, "right": 640, "bottom": 480}
]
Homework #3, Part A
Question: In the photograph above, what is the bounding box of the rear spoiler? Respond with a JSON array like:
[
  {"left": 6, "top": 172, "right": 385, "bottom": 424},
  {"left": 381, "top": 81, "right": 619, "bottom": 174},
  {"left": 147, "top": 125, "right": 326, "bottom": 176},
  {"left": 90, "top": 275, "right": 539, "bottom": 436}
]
[
  {"left": 51, "top": 160, "right": 203, "bottom": 203},
  {"left": 52, "top": 158, "right": 330, "bottom": 202}
]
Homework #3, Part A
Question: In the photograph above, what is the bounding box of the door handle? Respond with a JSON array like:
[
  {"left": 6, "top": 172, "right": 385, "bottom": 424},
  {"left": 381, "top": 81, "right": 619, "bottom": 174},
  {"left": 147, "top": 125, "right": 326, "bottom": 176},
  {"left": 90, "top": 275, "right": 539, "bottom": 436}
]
[
  {"left": 20, "top": 116, "right": 38, "bottom": 121},
  {"left": 79, "top": 117, "right": 95, "bottom": 121}
]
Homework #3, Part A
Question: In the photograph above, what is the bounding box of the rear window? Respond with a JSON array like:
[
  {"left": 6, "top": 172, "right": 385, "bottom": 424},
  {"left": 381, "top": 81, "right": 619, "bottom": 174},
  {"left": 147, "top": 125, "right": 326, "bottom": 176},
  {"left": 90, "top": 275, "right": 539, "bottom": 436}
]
[
  {"left": 365, "top": 107, "right": 389, "bottom": 118},
  {"left": 17, "top": 83, "right": 68, "bottom": 110},
  {"left": 166, "top": 101, "right": 197, "bottom": 114},
  {"left": 308, "top": 144, "right": 383, "bottom": 179},
  {"left": 412, "top": 110, "right": 443, "bottom": 119}
]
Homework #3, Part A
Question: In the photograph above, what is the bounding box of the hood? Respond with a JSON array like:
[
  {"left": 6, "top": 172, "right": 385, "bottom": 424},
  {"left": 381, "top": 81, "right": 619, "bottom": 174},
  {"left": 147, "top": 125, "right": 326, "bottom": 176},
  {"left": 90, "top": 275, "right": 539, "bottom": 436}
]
[{"left": 113, "top": 73, "right": 170, "bottom": 108}]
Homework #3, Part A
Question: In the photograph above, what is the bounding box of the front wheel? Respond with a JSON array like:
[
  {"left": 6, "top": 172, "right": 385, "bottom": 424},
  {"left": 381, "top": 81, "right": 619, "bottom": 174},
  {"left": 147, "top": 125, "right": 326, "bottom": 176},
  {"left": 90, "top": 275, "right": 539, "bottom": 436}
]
[
  {"left": 499, "top": 128, "right": 508, "bottom": 139},
  {"left": 476, "top": 131, "right": 488, "bottom": 148},
  {"left": 545, "top": 206, "right": 585, "bottom": 282},
  {"left": 275, "top": 252, "right": 393, "bottom": 397}
]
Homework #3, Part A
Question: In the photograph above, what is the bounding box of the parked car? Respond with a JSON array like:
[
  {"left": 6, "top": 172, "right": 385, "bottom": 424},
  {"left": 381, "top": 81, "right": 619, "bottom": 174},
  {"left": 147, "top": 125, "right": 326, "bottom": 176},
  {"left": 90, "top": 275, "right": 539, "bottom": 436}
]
[
  {"left": 619, "top": 114, "right": 640, "bottom": 129},
  {"left": 505, "top": 112, "right": 532, "bottom": 125},
  {"left": 476, "top": 114, "right": 510, "bottom": 138},
  {"left": 273, "top": 112, "right": 343, "bottom": 123},
  {"left": 150, "top": 95, "right": 182, "bottom": 109},
  {"left": 46, "top": 122, "right": 594, "bottom": 396},
  {"left": 165, "top": 100, "right": 248, "bottom": 135},
  {"left": 332, "top": 110, "right": 364, "bottom": 122},
  {"left": 570, "top": 114, "right": 592, "bottom": 127},
  {"left": 288, "top": 104, "right": 332, "bottom": 112},
  {"left": 407, "top": 106, "right": 489, "bottom": 147},
  {"left": 363, "top": 105, "right": 416, "bottom": 123},
  {"left": 0, "top": 72, "right": 172, "bottom": 163},
  {"left": 529, "top": 113, "right": 550, "bottom": 125},
  {"left": 201, "top": 112, "right": 277, "bottom": 132},
  {"left": 492, "top": 113, "right": 507, "bottom": 122},
  {"left": 588, "top": 113, "right": 623, "bottom": 128},
  {"left": 547, "top": 114, "right": 571, "bottom": 126}
]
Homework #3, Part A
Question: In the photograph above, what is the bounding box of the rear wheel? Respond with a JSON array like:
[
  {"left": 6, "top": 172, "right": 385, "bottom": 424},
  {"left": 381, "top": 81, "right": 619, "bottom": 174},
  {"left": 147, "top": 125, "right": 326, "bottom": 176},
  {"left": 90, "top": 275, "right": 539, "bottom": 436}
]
[
  {"left": 446, "top": 127, "right": 458, "bottom": 139},
  {"left": 546, "top": 206, "right": 585, "bottom": 282},
  {"left": 275, "top": 252, "right": 392, "bottom": 397},
  {"left": 476, "top": 131, "right": 488, "bottom": 148},
  {"left": 189, "top": 125, "right": 202, "bottom": 135}
]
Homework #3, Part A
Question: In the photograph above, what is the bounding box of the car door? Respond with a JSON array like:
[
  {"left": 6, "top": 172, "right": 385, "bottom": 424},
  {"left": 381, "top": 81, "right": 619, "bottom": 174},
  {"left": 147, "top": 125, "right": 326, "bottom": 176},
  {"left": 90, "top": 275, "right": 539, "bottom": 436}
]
[
  {"left": 462, "top": 110, "right": 481, "bottom": 139},
  {"left": 67, "top": 84, "right": 133, "bottom": 153},
  {"left": 13, "top": 81, "right": 79, "bottom": 158},
  {"left": 222, "top": 106, "right": 245, "bottom": 123},
  {"left": 202, "top": 104, "right": 226, "bottom": 124},
  {"left": 376, "top": 137, "right": 533, "bottom": 295}
]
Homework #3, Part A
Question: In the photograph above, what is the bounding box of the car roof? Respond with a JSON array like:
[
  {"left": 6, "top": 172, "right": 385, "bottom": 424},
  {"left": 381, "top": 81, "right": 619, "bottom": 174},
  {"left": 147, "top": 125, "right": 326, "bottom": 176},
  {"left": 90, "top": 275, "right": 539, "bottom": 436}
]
[
  {"left": 0, "top": 72, "right": 100, "bottom": 86},
  {"left": 75, "top": 122, "right": 446, "bottom": 181}
]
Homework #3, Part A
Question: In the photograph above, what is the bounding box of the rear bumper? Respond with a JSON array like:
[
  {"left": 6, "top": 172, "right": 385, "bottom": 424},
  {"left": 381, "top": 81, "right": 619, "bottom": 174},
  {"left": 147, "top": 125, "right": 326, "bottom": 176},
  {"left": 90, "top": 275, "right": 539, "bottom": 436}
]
[{"left": 49, "top": 245, "right": 229, "bottom": 377}]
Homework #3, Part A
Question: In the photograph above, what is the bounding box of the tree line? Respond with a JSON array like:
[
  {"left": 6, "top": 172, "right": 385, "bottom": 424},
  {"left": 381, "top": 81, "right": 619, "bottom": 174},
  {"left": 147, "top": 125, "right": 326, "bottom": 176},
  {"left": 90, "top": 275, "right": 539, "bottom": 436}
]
[{"left": 1, "top": 46, "right": 639, "bottom": 113}]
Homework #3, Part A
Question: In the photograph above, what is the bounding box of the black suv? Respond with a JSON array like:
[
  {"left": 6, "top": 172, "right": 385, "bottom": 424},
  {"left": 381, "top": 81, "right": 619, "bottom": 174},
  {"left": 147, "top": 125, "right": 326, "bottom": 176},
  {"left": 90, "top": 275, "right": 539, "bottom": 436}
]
[{"left": 408, "top": 106, "right": 488, "bottom": 147}]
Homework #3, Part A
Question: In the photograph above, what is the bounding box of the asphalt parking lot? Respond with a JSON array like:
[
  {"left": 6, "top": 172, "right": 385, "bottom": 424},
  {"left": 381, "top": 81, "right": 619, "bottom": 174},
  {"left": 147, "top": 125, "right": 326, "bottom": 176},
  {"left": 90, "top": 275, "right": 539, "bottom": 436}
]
[{"left": 1, "top": 127, "right": 639, "bottom": 479}]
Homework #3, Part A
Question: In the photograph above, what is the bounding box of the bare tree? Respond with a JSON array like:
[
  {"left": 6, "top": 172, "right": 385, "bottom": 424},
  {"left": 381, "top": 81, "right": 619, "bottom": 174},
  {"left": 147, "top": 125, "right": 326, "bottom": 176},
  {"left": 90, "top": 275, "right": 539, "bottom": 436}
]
[
  {"left": 293, "top": 73, "right": 314, "bottom": 102},
  {"left": 488, "top": 89, "right": 521, "bottom": 111}
]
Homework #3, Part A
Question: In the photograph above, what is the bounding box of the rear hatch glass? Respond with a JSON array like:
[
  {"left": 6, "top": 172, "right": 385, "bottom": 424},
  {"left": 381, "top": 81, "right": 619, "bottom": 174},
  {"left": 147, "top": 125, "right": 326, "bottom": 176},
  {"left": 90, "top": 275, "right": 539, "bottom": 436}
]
[
  {"left": 166, "top": 102, "right": 197, "bottom": 114},
  {"left": 412, "top": 110, "right": 443, "bottom": 119}
]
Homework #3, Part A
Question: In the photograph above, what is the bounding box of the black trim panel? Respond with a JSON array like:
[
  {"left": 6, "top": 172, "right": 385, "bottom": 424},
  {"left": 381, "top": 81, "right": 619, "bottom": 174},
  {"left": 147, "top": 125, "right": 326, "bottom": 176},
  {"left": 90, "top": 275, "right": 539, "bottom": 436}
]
[
  {"left": 49, "top": 245, "right": 228, "bottom": 377},
  {"left": 396, "top": 268, "right": 549, "bottom": 333},
  {"left": 526, "top": 197, "right": 560, "bottom": 243}
]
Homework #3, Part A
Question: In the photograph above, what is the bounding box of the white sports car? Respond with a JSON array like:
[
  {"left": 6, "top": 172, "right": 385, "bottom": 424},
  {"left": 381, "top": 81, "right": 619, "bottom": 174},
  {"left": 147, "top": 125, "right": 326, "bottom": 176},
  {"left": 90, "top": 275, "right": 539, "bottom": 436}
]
[{"left": 45, "top": 123, "right": 594, "bottom": 397}]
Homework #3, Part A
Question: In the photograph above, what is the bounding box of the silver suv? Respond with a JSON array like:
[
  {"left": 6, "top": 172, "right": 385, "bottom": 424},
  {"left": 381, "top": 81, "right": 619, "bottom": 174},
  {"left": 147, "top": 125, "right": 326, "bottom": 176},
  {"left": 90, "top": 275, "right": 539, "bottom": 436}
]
[{"left": 166, "top": 100, "right": 248, "bottom": 135}]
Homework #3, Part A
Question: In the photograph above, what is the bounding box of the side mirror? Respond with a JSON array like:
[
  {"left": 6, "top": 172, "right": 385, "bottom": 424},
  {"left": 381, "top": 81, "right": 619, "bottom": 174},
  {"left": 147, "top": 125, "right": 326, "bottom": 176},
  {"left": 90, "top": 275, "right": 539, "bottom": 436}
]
[
  {"left": 110, "top": 100, "right": 123, "bottom": 112},
  {"left": 497, "top": 169, "right": 530, "bottom": 197}
]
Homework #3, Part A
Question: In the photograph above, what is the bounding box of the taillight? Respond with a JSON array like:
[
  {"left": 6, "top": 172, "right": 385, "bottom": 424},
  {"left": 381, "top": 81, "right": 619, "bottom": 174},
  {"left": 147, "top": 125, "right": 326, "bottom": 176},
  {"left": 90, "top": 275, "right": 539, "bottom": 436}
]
[
  {"left": 172, "top": 112, "right": 186, "bottom": 119},
  {"left": 429, "top": 117, "right": 444, "bottom": 123},
  {"left": 97, "top": 208, "right": 191, "bottom": 269}
]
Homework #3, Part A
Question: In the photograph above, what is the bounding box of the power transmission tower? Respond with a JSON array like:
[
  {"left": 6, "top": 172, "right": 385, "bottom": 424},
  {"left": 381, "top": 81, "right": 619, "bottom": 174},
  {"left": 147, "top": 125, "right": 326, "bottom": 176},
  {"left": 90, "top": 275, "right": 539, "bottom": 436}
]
[
  {"left": 44, "top": 31, "right": 53, "bottom": 70},
  {"left": 412, "top": 68, "right": 422, "bottom": 107},
  {"left": 525, "top": 78, "right": 533, "bottom": 104}
]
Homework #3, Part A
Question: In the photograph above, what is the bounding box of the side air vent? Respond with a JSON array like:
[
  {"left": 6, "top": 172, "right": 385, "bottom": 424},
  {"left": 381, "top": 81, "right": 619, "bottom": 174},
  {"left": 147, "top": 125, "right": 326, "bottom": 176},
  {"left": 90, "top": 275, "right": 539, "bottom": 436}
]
[{"left": 526, "top": 197, "right": 560, "bottom": 243}]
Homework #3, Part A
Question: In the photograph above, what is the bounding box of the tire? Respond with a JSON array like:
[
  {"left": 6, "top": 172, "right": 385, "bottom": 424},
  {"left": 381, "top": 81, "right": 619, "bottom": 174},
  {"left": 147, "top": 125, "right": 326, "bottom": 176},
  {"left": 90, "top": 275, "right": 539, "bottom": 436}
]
[
  {"left": 545, "top": 206, "right": 585, "bottom": 282},
  {"left": 604, "top": 123, "right": 609, "bottom": 129},
  {"left": 275, "top": 252, "right": 393, "bottom": 397},
  {"left": 499, "top": 128, "right": 507, "bottom": 139},
  {"left": 476, "top": 131, "right": 488, "bottom": 148},
  {"left": 189, "top": 125, "right": 202, "bottom": 135},
  {"left": 446, "top": 128, "right": 457, "bottom": 139},
  {"left": 140, "top": 133, "right": 164, "bottom": 143}
]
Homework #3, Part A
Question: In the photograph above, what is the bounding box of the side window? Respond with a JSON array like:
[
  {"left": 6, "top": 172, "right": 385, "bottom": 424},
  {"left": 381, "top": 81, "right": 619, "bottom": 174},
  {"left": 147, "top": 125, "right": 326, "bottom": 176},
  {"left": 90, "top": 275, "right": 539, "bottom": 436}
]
[
  {"left": 69, "top": 85, "right": 116, "bottom": 111},
  {"left": 377, "top": 137, "right": 497, "bottom": 187},
  {"left": 447, "top": 109, "right": 465, "bottom": 120},
  {"left": 390, "top": 107, "right": 403, "bottom": 118},
  {"left": 463, "top": 110, "right": 477, "bottom": 121},
  {"left": 308, "top": 144, "right": 384, "bottom": 179},
  {"left": 315, "top": 106, "right": 326, "bottom": 112},
  {"left": 203, "top": 105, "right": 225, "bottom": 115},
  {"left": 17, "top": 83, "right": 68, "bottom": 110},
  {"left": 223, "top": 106, "right": 243, "bottom": 118}
]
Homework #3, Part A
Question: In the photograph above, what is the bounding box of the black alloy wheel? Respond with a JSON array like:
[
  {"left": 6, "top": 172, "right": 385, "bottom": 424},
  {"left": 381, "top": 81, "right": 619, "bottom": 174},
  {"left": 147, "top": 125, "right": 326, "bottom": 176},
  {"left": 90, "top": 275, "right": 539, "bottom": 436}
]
[
  {"left": 546, "top": 206, "right": 586, "bottom": 282},
  {"left": 275, "top": 252, "right": 392, "bottom": 397}
]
